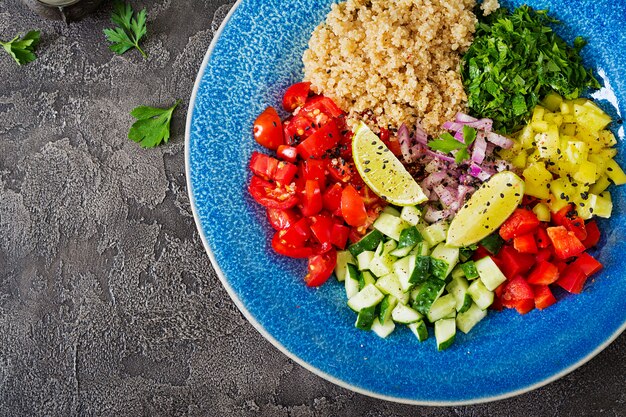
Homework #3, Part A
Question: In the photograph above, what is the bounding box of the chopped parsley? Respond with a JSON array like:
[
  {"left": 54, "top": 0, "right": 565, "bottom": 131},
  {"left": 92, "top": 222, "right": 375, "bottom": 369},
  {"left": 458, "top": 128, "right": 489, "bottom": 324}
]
[
  {"left": 461, "top": 5, "right": 600, "bottom": 133},
  {"left": 427, "top": 125, "right": 477, "bottom": 164}
]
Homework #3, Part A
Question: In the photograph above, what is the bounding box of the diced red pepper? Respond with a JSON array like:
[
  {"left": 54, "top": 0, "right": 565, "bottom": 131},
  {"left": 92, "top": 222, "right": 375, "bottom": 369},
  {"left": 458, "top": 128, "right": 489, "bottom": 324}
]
[
  {"left": 499, "top": 208, "right": 541, "bottom": 240},
  {"left": 533, "top": 285, "right": 557, "bottom": 310},
  {"left": 330, "top": 222, "right": 350, "bottom": 249},
  {"left": 552, "top": 204, "right": 587, "bottom": 241},
  {"left": 535, "top": 247, "right": 553, "bottom": 263},
  {"left": 496, "top": 246, "right": 535, "bottom": 279},
  {"left": 570, "top": 253, "right": 603, "bottom": 277},
  {"left": 501, "top": 276, "right": 535, "bottom": 314},
  {"left": 546, "top": 226, "right": 586, "bottom": 260},
  {"left": 526, "top": 261, "right": 560, "bottom": 285},
  {"left": 513, "top": 233, "right": 538, "bottom": 254},
  {"left": 554, "top": 260, "right": 569, "bottom": 274},
  {"left": 535, "top": 227, "right": 551, "bottom": 249},
  {"left": 556, "top": 264, "right": 588, "bottom": 294},
  {"left": 301, "top": 159, "right": 327, "bottom": 185},
  {"left": 581, "top": 220, "right": 601, "bottom": 249}
]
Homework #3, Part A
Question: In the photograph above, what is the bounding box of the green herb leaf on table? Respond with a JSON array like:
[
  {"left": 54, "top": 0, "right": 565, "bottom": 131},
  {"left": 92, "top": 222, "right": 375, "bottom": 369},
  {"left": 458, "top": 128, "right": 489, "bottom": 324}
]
[
  {"left": 427, "top": 126, "right": 477, "bottom": 164},
  {"left": 129, "top": 100, "right": 180, "bottom": 148},
  {"left": 104, "top": 2, "right": 148, "bottom": 58},
  {"left": 0, "top": 31, "right": 40, "bottom": 65},
  {"left": 461, "top": 5, "right": 600, "bottom": 133}
]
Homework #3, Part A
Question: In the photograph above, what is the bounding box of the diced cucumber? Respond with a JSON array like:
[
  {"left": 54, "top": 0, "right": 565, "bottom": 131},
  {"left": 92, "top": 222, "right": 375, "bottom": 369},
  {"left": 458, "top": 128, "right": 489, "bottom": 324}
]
[
  {"left": 382, "top": 205, "right": 401, "bottom": 217},
  {"left": 390, "top": 245, "right": 413, "bottom": 258},
  {"left": 422, "top": 222, "right": 448, "bottom": 247},
  {"left": 446, "top": 274, "right": 471, "bottom": 313},
  {"left": 371, "top": 317, "right": 396, "bottom": 338},
  {"left": 345, "top": 274, "right": 360, "bottom": 299},
  {"left": 431, "top": 244, "right": 459, "bottom": 279},
  {"left": 412, "top": 278, "right": 446, "bottom": 314},
  {"left": 427, "top": 293, "right": 457, "bottom": 322},
  {"left": 378, "top": 295, "right": 398, "bottom": 324},
  {"left": 475, "top": 256, "right": 507, "bottom": 291},
  {"left": 409, "top": 255, "right": 430, "bottom": 284},
  {"left": 348, "top": 229, "right": 384, "bottom": 258},
  {"left": 391, "top": 303, "right": 423, "bottom": 324},
  {"left": 347, "top": 284, "right": 384, "bottom": 312},
  {"left": 373, "top": 213, "right": 408, "bottom": 241},
  {"left": 459, "top": 245, "right": 476, "bottom": 262},
  {"left": 355, "top": 306, "right": 377, "bottom": 330},
  {"left": 410, "top": 241, "right": 431, "bottom": 257},
  {"left": 375, "top": 273, "right": 410, "bottom": 305},
  {"left": 401, "top": 205, "right": 422, "bottom": 226},
  {"left": 393, "top": 255, "right": 415, "bottom": 292},
  {"left": 356, "top": 251, "right": 375, "bottom": 271},
  {"left": 334, "top": 250, "right": 356, "bottom": 282},
  {"left": 451, "top": 266, "right": 465, "bottom": 280},
  {"left": 442, "top": 310, "right": 457, "bottom": 319},
  {"left": 368, "top": 245, "right": 397, "bottom": 278},
  {"left": 467, "top": 279, "right": 494, "bottom": 310},
  {"left": 456, "top": 303, "right": 488, "bottom": 334},
  {"left": 408, "top": 320, "right": 429, "bottom": 342},
  {"left": 435, "top": 318, "right": 456, "bottom": 351},
  {"left": 390, "top": 227, "right": 422, "bottom": 257},
  {"left": 429, "top": 257, "right": 449, "bottom": 281},
  {"left": 460, "top": 260, "right": 479, "bottom": 280},
  {"left": 358, "top": 270, "right": 376, "bottom": 290},
  {"left": 382, "top": 239, "right": 398, "bottom": 254},
  {"left": 479, "top": 234, "right": 504, "bottom": 255}
]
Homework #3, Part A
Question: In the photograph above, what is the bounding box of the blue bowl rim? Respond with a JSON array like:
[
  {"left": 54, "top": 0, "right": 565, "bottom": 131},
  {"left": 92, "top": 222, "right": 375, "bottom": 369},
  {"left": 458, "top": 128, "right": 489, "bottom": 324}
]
[{"left": 184, "top": 0, "right": 626, "bottom": 406}]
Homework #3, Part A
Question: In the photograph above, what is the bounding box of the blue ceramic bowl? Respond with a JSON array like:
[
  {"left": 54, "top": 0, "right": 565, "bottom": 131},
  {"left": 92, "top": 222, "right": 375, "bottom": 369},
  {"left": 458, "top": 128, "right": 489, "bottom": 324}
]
[{"left": 186, "top": 0, "right": 626, "bottom": 405}]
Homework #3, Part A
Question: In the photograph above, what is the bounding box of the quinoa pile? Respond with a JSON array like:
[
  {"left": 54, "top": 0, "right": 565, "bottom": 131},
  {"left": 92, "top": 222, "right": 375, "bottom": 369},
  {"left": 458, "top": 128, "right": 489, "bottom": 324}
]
[{"left": 302, "top": 0, "right": 479, "bottom": 135}]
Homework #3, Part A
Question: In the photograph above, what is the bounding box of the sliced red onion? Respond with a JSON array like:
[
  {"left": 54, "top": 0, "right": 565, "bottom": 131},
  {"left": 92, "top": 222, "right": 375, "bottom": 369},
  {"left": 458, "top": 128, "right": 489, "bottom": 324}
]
[
  {"left": 426, "top": 149, "right": 456, "bottom": 164},
  {"left": 455, "top": 112, "right": 478, "bottom": 123},
  {"left": 495, "top": 159, "right": 512, "bottom": 172},
  {"left": 434, "top": 184, "right": 458, "bottom": 209},
  {"left": 422, "top": 171, "right": 448, "bottom": 189},
  {"left": 486, "top": 131, "right": 514, "bottom": 149},
  {"left": 397, "top": 123, "right": 417, "bottom": 164},
  {"left": 424, "top": 206, "right": 452, "bottom": 223},
  {"left": 442, "top": 121, "right": 465, "bottom": 132},
  {"left": 414, "top": 122, "right": 429, "bottom": 145},
  {"left": 471, "top": 131, "right": 487, "bottom": 165}
]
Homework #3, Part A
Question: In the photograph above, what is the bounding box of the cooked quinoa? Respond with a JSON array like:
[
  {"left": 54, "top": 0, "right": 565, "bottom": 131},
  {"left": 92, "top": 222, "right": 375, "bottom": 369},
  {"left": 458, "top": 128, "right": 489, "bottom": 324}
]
[{"left": 302, "top": 0, "right": 478, "bottom": 135}]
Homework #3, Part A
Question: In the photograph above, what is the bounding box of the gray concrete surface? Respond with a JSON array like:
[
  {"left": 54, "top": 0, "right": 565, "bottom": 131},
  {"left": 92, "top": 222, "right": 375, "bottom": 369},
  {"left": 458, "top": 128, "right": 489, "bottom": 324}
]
[{"left": 0, "top": 0, "right": 624, "bottom": 416}]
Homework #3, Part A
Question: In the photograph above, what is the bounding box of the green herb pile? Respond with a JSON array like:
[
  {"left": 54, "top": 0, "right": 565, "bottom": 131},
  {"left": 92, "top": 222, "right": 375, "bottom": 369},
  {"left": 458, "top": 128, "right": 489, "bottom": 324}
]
[{"left": 461, "top": 5, "right": 600, "bottom": 133}]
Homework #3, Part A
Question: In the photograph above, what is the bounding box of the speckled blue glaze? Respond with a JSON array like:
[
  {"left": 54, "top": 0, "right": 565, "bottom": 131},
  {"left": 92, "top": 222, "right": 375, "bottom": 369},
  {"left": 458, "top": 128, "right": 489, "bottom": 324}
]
[{"left": 186, "top": 0, "right": 626, "bottom": 405}]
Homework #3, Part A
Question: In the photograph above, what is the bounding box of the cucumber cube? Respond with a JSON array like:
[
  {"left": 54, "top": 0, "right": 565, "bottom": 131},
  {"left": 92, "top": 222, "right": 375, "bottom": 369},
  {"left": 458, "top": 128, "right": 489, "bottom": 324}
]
[
  {"left": 408, "top": 321, "right": 429, "bottom": 342},
  {"left": 382, "top": 205, "right": 401, "bottom": 217},
  {"left": 371, "top": 317, "right": 395, "bottom": 338},
  {"left": 393, "top": 255, "right": 415, "bottom": 292},
  {"left": 467, "top": 280, "right": 494, "bottom": 310},
  {"left": 347, "top": 284, "right": 384, "bottom": 312},
  {"left": 446, "top": 274, "right": 470, "bottom": 312},
  {"left": 373, "top": 213, "right": 408, "bottom": 241},
  {"left": 348, "top": 229, "right": 384, "bottom": 258},
  {"left": 475, "top": 256, "right": 507, "bottom": 291},
  {"left": 375, "top": 273, "right": 410, "bottom": 305},
  {"left": 400, "top": 205, "right": 422, "bottom": 226},
  {"left": 435, "top": 318, "right": 456, "bottom": 351},
  {"left": 345, "top": 274, "right": 360, "bottom": 299},
  {"left": 378, "top": 295, "right": 398, "bottom": 324},
  {"left": 391, "top": 303, "right": 423, "bottom": 324},
  {"left": 355, "top": 306, "right": 377, "bottom": 330},
  {"left": 356, "top": 251, "right": 375, "bottom": 271},
  {"left": 456, "top": 303, "right": 488, "bottom": 334},
  {"left": 334, "top": 251, "right": 356, "bottom": 282},
  {"left": 427, "top": 293, "right": 457, "bottom": 323},
  {"left": 430, "top": 243, "right": 459, "bottom": 279},
  {"left": 412, "top": 278, "right": 446, "bottom": 314},
  {"left": 422, "top": 222, "right": 448, "bottom": 247}
]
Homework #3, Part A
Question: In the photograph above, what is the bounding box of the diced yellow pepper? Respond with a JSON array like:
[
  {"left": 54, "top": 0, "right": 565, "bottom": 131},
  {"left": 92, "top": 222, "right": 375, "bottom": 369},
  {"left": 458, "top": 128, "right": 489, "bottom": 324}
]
[
  {"left": 588, "top": 154, "right": 608, "bottom": 178},
  {"left": 531, "top": 120, "right": 549, "bottom": 132},
  {"left": 564, "top": 140, "right": 588, "bottom": 165},
  {"left": 559, "top": 123, "right": 577, "bottom": 137},
  {"left": 599, "top": 148, "right": 618, "bottom": 159},
  {"left": 590, "top": 193, "right": 613, "bottom": 218},
  {"left": 560, "top": 100, "right": 573, "bottom": 115},
  {"left": 532, "top": 106, "right": 546, "bottom": 122},
  {"left": 599, "top": 130, "right": 617, "bottom": 147},
  {"left": 519, "top": 125, "right": 535, "bottom": 149},
  {"left": 511, "top": 152, "right": 528, "bottom": 169},
  {"left": 541, "top": 92, "right": 564, "bottom": 112},
  {"left": 574, "top": 104, "right": 612, "bottom": 131},
  {"left": 573, "top": 160, "right": 597, "bottom": 185},
  {"left": 589, "top": 175, "right": 611, "bottom": 195},
  {"left": 523, "top": 162, "right": 553, "bottom": 199},
  {"left": 536, "top": 126, "right": 560, "bottom": 160},
  {"left": 532, "top": 203, "right": 551, "bottom": 222},
  {"left": 606, "top": 159, "right": 626, "bottom": 185}
]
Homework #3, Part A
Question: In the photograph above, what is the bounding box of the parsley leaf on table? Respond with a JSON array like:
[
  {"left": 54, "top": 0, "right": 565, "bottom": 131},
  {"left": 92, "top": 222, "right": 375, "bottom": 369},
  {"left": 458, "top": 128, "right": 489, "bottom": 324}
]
[
  {"left": 428, "top": 126, "right": 477, "bottom": 164},
  {"left": 461, "top": 5, "right": 600, "bottom": 133},
  {"left": 104, "top": 2, "right": 148, "bottom": 58},
  {"left": 128, "top": 100, "right": 181, "bottom": 148},
  {"left": 0, "top": 31, "right": 40, "bottom": 65}
]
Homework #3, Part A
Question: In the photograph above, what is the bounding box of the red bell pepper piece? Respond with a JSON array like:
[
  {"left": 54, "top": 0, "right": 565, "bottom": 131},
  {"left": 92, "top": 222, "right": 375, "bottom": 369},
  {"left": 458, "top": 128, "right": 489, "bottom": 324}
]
[
  {"left": 546, "top": 226, "right": 586, "bottom": 260},
  {"left": 526, "top": 261, "right": 560, "bottom": 285},
  {"left": 535, "top": 247, "right": 553, "bottom": 263},
  {"left": 341, "top": 185, "right": 367, "bottom": 227},
  {"left": 499, "top": 208, "right": 541, "bottom": 240},
  {"left": 496, "top": 246, "right": 535, "bottom": 279},
  {"left": 570, "top": 253, "right": 603, "bottom": 277},
  {"left": 533, "top": 285, "right": 557, "bottom": 310},
  {"left": 581, "top": 220, "right": 601, "bottom": 249},
  {"left": 556, "top": 264, "right": 588, "bottom": 294},
  {"left": 552, "top": 204, "right": 587, "bottom": 241},
  {"left": 513, "top": 233, "right": 538, "bottom": 254},
  {"left": 502, "top": 276, "right": 535, "bottom": 314},
  {"left": 535, "top": 227, "right": 551, "bottom": 249}
]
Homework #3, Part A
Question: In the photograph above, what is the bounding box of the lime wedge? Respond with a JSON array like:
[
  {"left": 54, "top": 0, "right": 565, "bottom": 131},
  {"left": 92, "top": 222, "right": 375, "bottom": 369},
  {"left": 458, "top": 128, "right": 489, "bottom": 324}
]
[
  {"left": 352, "top": 122, "right": 427, "bottom": 206},
  {"left": 447, "top": 171, "right": 525, "bottom": 247}
]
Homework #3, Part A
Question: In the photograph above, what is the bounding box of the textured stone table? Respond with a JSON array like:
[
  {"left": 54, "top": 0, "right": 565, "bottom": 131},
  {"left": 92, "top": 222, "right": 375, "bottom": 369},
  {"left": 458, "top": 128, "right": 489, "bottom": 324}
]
[{"left": 0, "top": 1, "right": 624, "bottom": 416}]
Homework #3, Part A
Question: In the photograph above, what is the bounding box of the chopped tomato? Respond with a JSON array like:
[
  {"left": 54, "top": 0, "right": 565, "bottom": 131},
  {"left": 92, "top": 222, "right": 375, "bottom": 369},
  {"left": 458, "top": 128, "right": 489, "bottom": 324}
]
[
  {"left": 277, "top": 145, "right": 298, "bottom": 163},
  {"left": 570, "top": 253, "right": 603, "bottom": 277},
  {"left": 279, "top": 217, "right": 310, "bottom": 247},
  {"left": 513, "top": 233, "right": 538, "bottom": 254},
  {"left": 273, "top": 161, "right": 298, "bottom": 185},
  {"left": 249, "top": 152, "right": 279, "bottom": 180},
  {"left": 552, "top": 204, "right": 587, "bottom": 241},
  {"left": 309, "top": 214, "right": 334, "bottom": 247},
  {"left": 535, "top": 227, "right": 551, "bottom": 249},
  {"left": 301, "top": 159, "right": 327, "bottom": 185},
  {"left": 301, "top": 96, "right": 344, "bottom": 119},
  {"left": 267, "top": 208, "right": 299, "bottom": 231},
  {"left": 556, "top": 265, "right": 588, "bottom": 294},
  {"left": 341, "top": 185, "right": 367, "bottom": 227},
  {"left": 253, "top": 107, "right": 284, "bottom": 150},
  {"left": 304, "top": 250, "right": 337, "bottom": 287},
  {"left": 526, "top": 261, "right": 560, "bottom": 285},
  {"left": 499, "top": 208, "right": 540, "bottom": 240},
  {"left": 322, "top": 183, "right": 343, "bottom": 215},
  {"left": 379, "top": 127, "right": 402, "bottom": 156},
  {"left": 330, "top": 222, "right": 350, "bottom": 249},
  {"left": 284, "top": 114, "right": 316, "bottom": 146},
  {"left": 501, "top": 276, "right": 535, "bottom": 314},
  {"left": 533, "top": 285, "right": 557, "bottom": 310},
  {"left": 282, "top": 82, "right": 311, "bottom": 112},
  {"left": 271, "top": 232, "right": 313, "bottom": 259},
  {"left": 300, "top": 180, "right": 323, "bottom": 217},
  {"left": 546, "top": 226, "right": 586, "bottom": 260},
  {"left": 248, "top": 176, "right": 298, "bottom": 209},
  {"left": 297, "top": 119, "right": 340, "bottom": 159},
  {"left": 327, "top": 157, "right": 354, "bottom": 183},
  {"left": 581, "top": 220, "right": 601, "bottom": 248}
]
